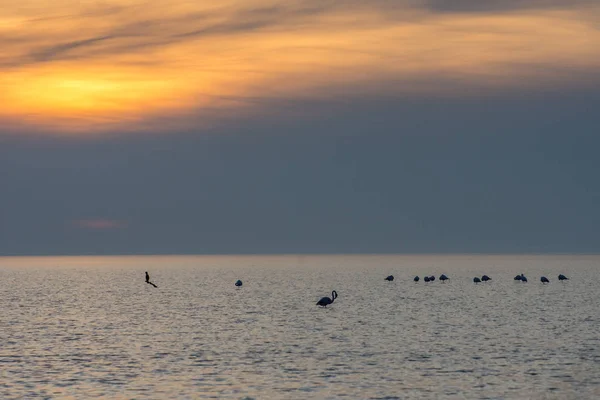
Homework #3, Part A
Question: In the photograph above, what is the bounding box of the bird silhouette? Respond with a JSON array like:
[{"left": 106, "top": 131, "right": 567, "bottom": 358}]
[
  {"left": 541, "top": 276, "right": 550, "bottom": 284},
  {"left": 385, "top": 275, "right": 394, "bottom": 281},
  {"left": 414, "top": 276, "right": 420, "bottom": 282},
  {"left": 235, "top": 279, "right": 243, "bottom": 287},
  {"left": 558, "top": 274, "right": 568, "bottom": 281},
  {"left": 145, "top": 271, "right": 158, "bottom": 288},
  {"left": 316, "top": 291, "right": 338, "bottom": 307},
  {"left": 473, "top": 277, "right": 481, "bottom": 283},
  {"left": 440, "top": 274, "right": 449, "bottom": 282},
  {"left": 481, "top": 275, "right": 491, "bottom": 282}
]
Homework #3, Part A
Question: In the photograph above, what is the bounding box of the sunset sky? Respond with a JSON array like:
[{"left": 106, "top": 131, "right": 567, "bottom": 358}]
[{"left": 1, "top": 0, "right": 599, "bottom": 255}]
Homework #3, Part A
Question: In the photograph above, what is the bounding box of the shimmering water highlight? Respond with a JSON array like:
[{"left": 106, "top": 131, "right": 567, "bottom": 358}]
[{"left": 1, "top": 255, "right": 598, "bottom": 399}]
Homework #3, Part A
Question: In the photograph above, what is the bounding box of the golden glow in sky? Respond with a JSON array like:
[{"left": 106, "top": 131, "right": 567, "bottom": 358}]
[{"left": 1, "top": 0, "right": 599, "bottom": 133}]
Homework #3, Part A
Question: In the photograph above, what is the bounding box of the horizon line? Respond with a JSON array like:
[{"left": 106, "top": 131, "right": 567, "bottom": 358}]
[{"left": 2, "top": 252, "right": 600, "bottom": 259}]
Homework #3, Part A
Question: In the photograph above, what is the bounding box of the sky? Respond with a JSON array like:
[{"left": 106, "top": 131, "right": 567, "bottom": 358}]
[{"left": 1, "top": 0, "right": 599, "bottom": 255}]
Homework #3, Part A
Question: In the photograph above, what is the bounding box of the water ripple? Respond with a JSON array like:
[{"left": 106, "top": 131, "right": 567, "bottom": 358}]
[{"left": 0, "top": 254, "right": 598, "bottom": 399}]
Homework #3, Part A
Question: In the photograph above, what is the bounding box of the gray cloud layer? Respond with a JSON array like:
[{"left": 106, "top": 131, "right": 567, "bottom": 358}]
[
  {"left": 2, "top": 88, "right": 599, "bottom": 255},
  {"left": 1, "top": 0, "right": 599, "bottom": 255}
]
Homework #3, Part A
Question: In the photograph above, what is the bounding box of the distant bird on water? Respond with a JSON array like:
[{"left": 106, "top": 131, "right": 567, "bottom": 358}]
[
  {"left": 439, "top": 274, "right": 448, "bottom": 282},
  {"left": 481, "top": 275, "right": 491, "bottom": 282},
  {"left": 385, "top": 275, "right": 394, "bottom": 281},
  {"left": 424, "top": 276, "right": 430, "bottom": 282},
  {"left": 235, "top": 280, "right": 243, "bottom": 287},
  {"left": 414, "top": 276, "right": 420, "bottom": 282},
  {"left": 145, "top": 271, "right": 158, "bottom": 288},
  {"left": 316, "top": 290, "right": 338, "bottom": 307},
  {"left": 541, "top": 276, "right": 550, "bottom": 284},
  {"left": 558, "top": 274, "right": 569, "bottom": 281},
  {"left": 473, "top": 277, "right": 481, "bottom": 284}
]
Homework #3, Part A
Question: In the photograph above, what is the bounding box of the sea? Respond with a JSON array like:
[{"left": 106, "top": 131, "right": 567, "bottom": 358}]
[{"left": 0, "top": 254, "right": 598, "bottom": 399}]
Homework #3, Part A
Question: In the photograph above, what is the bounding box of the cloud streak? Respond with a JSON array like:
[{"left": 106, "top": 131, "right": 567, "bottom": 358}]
[
  {"left": 30, "top": 35, "right": 116, "bottom": 62},
  {"left": 425, "top": 0, "right": 599, "bottom": 13}
]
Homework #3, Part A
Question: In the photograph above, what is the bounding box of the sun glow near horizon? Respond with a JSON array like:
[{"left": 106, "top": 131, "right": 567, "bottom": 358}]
[{"left": 1, "top": 1, "right": 599, "bottom": 134}]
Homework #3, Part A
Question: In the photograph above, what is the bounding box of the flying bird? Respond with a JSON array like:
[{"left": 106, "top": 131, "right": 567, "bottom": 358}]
[
  {"left": 145, "top": 271, "right": 158, "bottom": 288},
  {"left": 316, "top": 290, "right": 338, "bottom": 307}
]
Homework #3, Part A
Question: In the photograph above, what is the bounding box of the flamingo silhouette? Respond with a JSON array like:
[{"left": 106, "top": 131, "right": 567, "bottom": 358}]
[{"left": 316, "top": 291, "right": 338, "bottom": 307}]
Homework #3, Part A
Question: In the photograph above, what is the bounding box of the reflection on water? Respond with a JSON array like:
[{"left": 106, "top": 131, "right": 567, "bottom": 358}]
[{"left": 1, "top": 255, "right": 599, "bottom": 399}]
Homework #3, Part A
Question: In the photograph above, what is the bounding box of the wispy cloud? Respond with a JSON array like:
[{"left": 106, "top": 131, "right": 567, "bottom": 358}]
[
  {"left": 424, "top": 0, "right": 599, "bottom": 13},
  {"left": 0, "top": 0, "right": 599, "bottom": 134}
]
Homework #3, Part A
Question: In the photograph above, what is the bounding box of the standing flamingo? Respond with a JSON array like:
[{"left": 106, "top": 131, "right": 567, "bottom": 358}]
[{"left": 316, "top": 291, "right": 338, "bottom": 307}]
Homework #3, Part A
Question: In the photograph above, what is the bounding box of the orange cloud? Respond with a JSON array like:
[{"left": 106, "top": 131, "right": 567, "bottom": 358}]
[{"left": 1, "top": 1, "right": 599, "bottom": 134}]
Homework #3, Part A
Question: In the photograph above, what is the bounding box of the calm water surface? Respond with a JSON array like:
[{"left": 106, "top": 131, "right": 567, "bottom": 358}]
[{"left": 0, "top": 254, "right": 599, "bottom": 399}]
